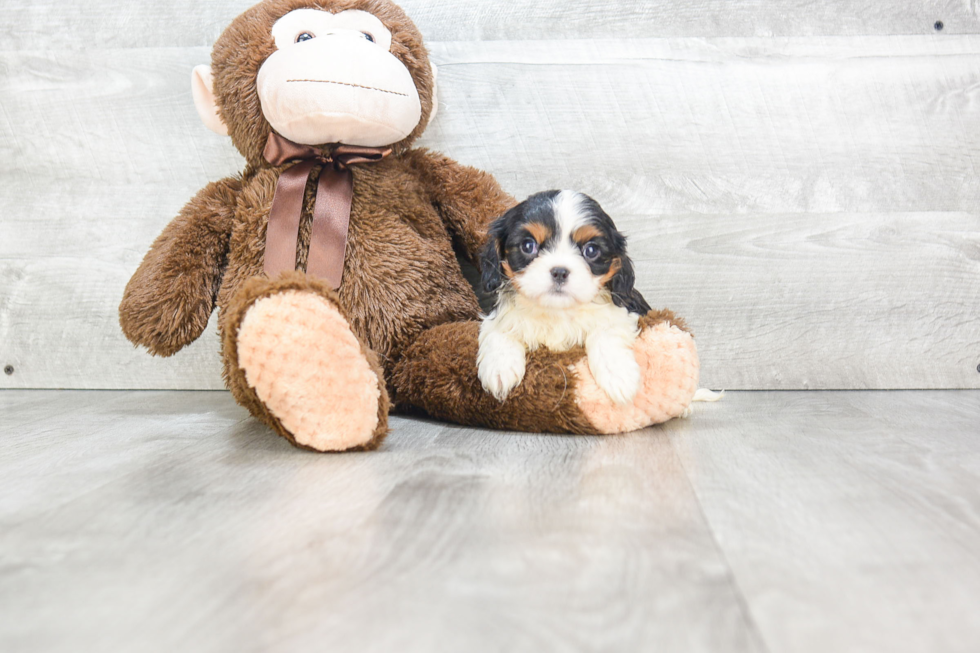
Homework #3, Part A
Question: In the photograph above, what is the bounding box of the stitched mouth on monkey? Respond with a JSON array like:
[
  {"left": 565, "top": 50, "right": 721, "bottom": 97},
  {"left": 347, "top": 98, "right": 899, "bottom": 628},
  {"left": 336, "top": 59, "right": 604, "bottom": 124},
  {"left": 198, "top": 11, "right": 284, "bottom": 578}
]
[{"left": 285, "top": 79, "right": 409, "bottom": 97}]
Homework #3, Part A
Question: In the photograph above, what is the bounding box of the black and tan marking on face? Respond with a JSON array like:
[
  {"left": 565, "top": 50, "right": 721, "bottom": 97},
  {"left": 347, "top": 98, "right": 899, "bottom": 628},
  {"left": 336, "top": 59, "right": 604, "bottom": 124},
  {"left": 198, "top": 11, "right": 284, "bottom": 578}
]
[
  {"left": 563, "top": 193, "right": 650, "bottom": 313},
  {"left": 567, "top": 200, "right": 626, "bottom": 284},
  {"left": 500, "top": 190, "right": 561, "bottom": 278}
]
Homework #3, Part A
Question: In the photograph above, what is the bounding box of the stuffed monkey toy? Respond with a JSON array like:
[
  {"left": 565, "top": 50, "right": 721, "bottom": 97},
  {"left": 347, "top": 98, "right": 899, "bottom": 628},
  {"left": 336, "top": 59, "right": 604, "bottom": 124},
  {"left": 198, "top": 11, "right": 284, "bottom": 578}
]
[{"left": 119, "top": 0, "right": 701, "bottom": 452}]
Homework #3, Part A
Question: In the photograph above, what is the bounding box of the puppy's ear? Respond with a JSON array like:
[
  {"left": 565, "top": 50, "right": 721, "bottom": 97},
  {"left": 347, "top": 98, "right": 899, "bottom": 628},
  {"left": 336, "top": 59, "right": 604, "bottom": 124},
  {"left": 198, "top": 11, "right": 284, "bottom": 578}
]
[
  {"left": 480, "top": 215, "right": 509, "bottom": 294},
  {"left": 610, "top": 255, "right": 652, "bottom": 315}
]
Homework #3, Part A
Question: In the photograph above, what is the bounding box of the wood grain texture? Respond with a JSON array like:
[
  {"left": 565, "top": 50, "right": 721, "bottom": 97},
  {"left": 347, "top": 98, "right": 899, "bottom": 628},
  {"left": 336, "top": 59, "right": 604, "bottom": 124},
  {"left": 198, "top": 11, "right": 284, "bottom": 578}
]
[
  {"left": 668, "top": 390, "right": 980, "bottom": 653},
  {"left": 2, "top": 389, "right": 980, "bottom": 652},
  {"left": 0, "top": 47, "right": 242, "bottom": 391},
  {"left": 427, "top": 37, "right": 980, "bottom": 216},
  {"left": 0, "top": 390, "right": 766, "bottom": 653},
  {"left": 1, "top": 0, "right": 978, "bottom": 50},
  {"left": 3, "top": 35, "right": 979, "bottom": 390},
  {"left": 630, "top": 211, "right": 980, "bottom": 390}
]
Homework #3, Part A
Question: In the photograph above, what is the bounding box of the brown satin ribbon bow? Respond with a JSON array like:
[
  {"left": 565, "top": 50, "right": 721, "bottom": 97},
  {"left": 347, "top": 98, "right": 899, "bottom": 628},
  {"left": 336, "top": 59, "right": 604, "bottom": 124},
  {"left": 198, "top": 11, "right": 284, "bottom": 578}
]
[{"left": 262, "top": 132, "right": 391, "bottom": 289}]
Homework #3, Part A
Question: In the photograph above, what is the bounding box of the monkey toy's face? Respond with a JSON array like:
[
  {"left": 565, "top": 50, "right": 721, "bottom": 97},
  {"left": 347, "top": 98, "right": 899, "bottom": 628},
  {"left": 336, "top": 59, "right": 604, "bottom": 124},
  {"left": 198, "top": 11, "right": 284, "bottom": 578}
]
[
  {"left": 257, "top": 8, "right": 421, "bottom": 146},
  {"left": 191, "top": 0, "right": 435, "bottom": 157}
]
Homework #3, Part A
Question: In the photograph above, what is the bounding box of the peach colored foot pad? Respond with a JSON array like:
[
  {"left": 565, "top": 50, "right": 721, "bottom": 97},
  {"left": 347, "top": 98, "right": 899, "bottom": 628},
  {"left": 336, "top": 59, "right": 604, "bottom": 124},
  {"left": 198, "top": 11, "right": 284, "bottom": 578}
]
[
  {"left": 237, "top": 291, "right": 381, "bottom": 451},
  {"left": 575, "top": 323, "right": 700, "bottom": 434}
]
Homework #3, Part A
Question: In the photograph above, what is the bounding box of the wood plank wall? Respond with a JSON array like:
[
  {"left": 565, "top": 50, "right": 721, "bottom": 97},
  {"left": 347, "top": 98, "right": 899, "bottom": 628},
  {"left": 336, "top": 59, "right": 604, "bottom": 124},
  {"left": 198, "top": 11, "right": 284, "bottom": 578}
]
[{"left": 1, "top": 1, "right": 978, "bottom": 391}]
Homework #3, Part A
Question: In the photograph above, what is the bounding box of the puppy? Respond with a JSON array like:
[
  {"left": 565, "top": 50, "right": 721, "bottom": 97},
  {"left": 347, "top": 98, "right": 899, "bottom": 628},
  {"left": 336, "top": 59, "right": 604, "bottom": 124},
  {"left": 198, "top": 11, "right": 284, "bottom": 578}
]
[{"left": 477, "top": 190, "right": 651, "bottom": 404}]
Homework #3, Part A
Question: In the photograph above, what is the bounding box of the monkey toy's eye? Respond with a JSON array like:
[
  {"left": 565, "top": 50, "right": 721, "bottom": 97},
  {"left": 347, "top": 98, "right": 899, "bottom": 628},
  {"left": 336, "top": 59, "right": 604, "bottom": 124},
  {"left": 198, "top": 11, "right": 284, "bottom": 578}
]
[
  {"left": 520, "top": 238, "right": 539, "bottom": 256},
  {"left": 295, "top": 32, "right": 315, "bottom": 43},
  {"left": 361, "top": 32, "right": 376, "bottom": 43},
  {"left": 583, "top": 243, "right": 600, "bottom": 261}
]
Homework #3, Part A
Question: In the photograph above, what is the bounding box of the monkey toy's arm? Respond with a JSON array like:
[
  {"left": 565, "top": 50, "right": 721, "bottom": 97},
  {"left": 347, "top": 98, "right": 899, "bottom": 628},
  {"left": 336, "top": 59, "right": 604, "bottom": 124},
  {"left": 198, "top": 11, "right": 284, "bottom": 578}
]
[
  {"left": 119, "top": 177, "right": 240, "bottom": 357},
  {"left": 406, "top": 149, "right": 516, "bottom": 263}
]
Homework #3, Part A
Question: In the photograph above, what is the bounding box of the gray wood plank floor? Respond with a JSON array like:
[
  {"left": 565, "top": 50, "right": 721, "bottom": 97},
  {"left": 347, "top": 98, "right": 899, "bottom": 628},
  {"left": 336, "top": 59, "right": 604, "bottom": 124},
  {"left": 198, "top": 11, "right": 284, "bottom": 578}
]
[{"left": 1, "top": 390, "right": 978, "bottom": 653}]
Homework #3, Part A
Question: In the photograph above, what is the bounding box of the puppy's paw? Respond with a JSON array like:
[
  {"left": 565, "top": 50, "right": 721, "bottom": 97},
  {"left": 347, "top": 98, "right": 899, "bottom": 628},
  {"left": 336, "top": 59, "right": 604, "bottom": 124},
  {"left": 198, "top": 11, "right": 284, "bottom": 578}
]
[
  {"left": 587, "top": 341, "right": 642, "bottom": 405},
  {"left": 477, "top": 333, "right": 527, "bottom": 401},
  {"left": 577, "top": 322, "right": 700, "bottom": 434}
]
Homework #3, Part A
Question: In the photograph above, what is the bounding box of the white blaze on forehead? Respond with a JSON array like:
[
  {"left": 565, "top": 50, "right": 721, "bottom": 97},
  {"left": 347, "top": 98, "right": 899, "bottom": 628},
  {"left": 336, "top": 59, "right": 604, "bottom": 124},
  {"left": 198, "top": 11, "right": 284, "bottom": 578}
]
[
  {"left": 550, "top": 190, "right": 588, "bottom": 243},
  {"left": 271, "top": 9, "right": 393, "bottom": 51}
]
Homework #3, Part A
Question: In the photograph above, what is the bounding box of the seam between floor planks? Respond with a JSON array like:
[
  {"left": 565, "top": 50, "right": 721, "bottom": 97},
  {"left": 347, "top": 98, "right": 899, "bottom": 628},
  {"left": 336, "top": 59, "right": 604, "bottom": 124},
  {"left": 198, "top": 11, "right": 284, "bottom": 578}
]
[{"left": 665, "top": 414, "right": 776, "bottom": 653}]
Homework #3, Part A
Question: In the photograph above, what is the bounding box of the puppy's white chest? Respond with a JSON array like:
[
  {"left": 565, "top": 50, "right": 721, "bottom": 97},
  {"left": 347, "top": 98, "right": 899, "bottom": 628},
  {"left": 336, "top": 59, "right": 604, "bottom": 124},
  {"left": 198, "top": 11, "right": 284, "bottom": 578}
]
[
  {"left": 487, "top": 298, "right": 640, "bottom": 353},
  {"left": 477, "top": 298, "right": 644, "bottom": 405},
  {"left": 520, "top": 313, "right": 601, "bottom": 352}
]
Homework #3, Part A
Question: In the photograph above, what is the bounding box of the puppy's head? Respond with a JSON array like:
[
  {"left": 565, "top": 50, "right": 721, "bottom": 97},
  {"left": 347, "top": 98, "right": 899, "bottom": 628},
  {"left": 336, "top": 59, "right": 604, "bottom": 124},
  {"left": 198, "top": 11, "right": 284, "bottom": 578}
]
[{"left": 481, "top": 190, "right": 639, "bottom": 310}]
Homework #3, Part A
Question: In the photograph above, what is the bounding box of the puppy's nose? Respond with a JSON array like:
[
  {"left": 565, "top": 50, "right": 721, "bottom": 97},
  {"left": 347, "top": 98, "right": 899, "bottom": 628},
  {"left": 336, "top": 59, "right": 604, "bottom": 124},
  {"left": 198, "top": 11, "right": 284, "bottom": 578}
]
[{"left": 551, "top": 267, "right": 570, "bottom": 284}]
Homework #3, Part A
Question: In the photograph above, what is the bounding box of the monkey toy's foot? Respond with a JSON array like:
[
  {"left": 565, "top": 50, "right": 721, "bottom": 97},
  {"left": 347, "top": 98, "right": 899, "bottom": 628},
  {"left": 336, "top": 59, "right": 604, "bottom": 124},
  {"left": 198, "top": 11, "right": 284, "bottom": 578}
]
[
  {"left": 574, "top": 316, "right": 700, "bottom": 434},
  {"left": 227, "top": 273, "right": 389, "bottom": 452}
]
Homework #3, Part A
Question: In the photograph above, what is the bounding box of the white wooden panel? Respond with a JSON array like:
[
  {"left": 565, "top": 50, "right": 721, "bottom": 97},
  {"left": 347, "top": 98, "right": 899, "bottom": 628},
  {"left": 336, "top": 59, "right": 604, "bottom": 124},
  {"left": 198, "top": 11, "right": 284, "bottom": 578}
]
[
  {"left": 0, "top": 0, "right": 978, "bottom": 51},
  {"left": 426, "top": 37, "right": 980, "bottom": 215},
  {"left": 2, "top": 36, "right": 980, "bottom": 390},
  {"left": 629, "top": 212, "right": 980, "bottom": 390}
]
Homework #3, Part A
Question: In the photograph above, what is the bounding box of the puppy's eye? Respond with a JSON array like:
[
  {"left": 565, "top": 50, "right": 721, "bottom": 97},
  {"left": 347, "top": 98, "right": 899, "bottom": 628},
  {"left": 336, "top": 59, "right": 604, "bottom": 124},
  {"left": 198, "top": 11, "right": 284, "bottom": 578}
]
[
  {"left": 520, "top": 238, "right": 539, "bottom": 256},
  {"left": 361, "top": 32, "right": 376, "bottom": 43},
  {"left": 583, "top": 243, "right": 600, "bottom": 261},
  {"left": 296, "top": 32, "right": 315, "bottom": 43}
]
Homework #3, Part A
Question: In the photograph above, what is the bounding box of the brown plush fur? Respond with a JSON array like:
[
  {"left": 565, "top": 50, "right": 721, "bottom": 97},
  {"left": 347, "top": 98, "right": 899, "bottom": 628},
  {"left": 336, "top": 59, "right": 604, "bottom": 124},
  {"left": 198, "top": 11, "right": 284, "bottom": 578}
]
[
  {"left": 640, "top": 309, "right": 690, "bottom": 335},
  {"left": 391, "top": 311, "right": 692, "bottom": 434},
  {"left": 120, "top": 177, "right": 240, "bottom": 356},
  {"left": 119, "top": 0, "right": 695, "bottom": 451},
  {"left": 391, "top": 322, "right": 601, "bottom": 435}
]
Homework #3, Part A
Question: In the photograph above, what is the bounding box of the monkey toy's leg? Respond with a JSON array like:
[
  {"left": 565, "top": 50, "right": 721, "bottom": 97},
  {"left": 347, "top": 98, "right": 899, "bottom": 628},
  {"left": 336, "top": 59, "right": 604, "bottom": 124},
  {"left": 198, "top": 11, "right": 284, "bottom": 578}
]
[
  {"left": 221, "top": 272, "right": 390, "bottom": 452},
  {"left": 391, "top": 312, "right": 701, "bottom": 435}
]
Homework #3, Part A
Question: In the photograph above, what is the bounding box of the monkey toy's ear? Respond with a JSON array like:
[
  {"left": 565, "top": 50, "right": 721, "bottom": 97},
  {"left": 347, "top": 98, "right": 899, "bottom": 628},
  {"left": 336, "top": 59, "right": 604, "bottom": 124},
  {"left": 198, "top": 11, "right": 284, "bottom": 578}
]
[
  {"left": 191, "top": 65, "right": 229, "bottom": 136},
  {"left": 480, "top": 217, "right": 508, "bottom": 295},
  {"left": 427, "top": 62, "right": 439, "bottom": 126}
]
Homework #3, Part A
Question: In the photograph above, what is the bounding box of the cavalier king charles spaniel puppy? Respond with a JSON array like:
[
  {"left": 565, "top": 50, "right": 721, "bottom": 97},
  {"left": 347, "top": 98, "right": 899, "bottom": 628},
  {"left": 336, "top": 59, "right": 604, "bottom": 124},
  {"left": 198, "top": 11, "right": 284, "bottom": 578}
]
[{"left": 478, "top": 190, "right": 651, "bottom": 404}]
